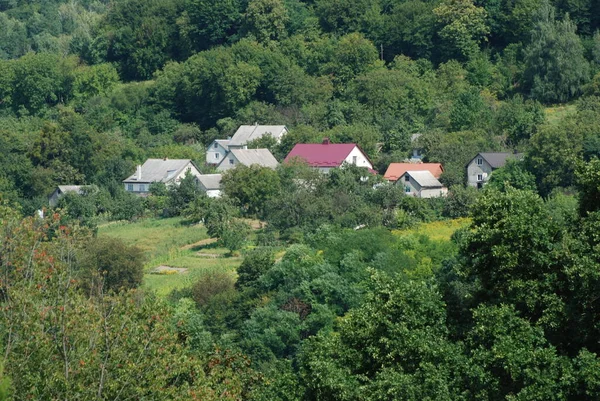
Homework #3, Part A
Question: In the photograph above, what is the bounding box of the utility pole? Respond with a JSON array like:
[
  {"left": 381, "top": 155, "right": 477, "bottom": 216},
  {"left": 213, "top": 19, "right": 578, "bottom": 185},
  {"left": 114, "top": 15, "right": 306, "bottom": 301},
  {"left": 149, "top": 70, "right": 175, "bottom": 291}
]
[{"left": 380, "top": 44, "right": 384, "bottom": 61}]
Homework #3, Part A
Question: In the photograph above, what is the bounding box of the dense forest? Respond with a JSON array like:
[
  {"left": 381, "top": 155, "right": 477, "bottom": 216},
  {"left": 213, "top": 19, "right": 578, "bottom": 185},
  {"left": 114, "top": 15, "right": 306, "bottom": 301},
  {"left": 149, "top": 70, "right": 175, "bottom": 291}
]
[{"left": 2, "top": 0, "right": 600, "bottom": 399}]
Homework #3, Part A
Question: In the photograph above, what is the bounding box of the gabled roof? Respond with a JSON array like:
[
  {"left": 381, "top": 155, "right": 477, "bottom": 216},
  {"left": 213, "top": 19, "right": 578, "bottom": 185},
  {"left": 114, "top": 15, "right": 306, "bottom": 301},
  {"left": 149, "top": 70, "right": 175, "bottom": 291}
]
[
  {"left": 284, "top": 143, "right": 360, "bottom": 168},
  {"left": 384, "top": 163, "right": 443, "bottom": 182},
  {"left": 123, "top": 159, "right": 196, "bottom": 183},
  {"left": 57, "top": 185, "right": 85, "bottom": 194},
  {"left": 197, "top": 174, "right": 222, "bottom": 190},
  {"left": 469, "top": 152, "right": 524, "bottom": 169},
  {"left": 406, "top": 171, "right": 444, "bottom": 188},
  {"left": 229, "top": 125, "right": 287, "bottom": 147},
  {"left": 227, "top": 148, "right": 279, "bottom": 168},
  {"left": 214, "top": 139, "right": 230, "bottom": 151}
]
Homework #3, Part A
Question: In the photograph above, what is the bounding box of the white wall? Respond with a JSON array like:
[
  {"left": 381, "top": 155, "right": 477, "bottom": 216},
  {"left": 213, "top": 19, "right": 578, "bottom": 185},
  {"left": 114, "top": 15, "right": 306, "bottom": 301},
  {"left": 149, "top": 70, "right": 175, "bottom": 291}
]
[
  {"left": 466, "top": 157, "right": 493, "bottom": 187},
  {"left": 344, "top": 147, "right": 373, "bottom": 169},
  {"left": 206, "top": 143, "right": 228, "bottom": 165},
  {"left": 205, "top": 189, "right": 221, "bottom": 198},
  {"left": 174, "top": 162, "right": 202, "bottom": 182}
]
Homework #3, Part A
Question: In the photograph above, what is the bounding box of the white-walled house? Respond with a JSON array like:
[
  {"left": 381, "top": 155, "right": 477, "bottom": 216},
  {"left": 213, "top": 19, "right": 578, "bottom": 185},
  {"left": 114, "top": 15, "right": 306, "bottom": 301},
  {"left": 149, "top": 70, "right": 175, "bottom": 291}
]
[
  {"left": 228, "top": 125, "right": 288, "bottom": 149},
  {"left": 283, "top": 139, "right": 374, "bottom": 173},
  {"left": 216, "top": 148, "right": 279, "bottom": 171},
  {"left": 123, "top": 159, "right": 202, "bottom": 195},
  {"left": 466, "top": 152, "right": 522, "bottom": 188},
  {"left": 197, "top": 174, "right": 222, "bottom": 198},
  {"left": 399, "top": 171, "right": 447, "bottom": 198},
  {"left": 206, "top": 139, "right": 230, "bottom": 165}
]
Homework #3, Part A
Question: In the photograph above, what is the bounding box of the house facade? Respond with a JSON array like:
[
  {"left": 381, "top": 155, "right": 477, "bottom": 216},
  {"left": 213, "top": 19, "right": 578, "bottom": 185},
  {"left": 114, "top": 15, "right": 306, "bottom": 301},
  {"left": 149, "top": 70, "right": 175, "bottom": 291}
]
[
  {"left": 466, "top": 152, "right": 522, "bottom": 188},
  {"left": 216, "top": 148, "right": 279, "bottom": 171},
  {"left": 197, "top": 174, "right": 222, "bottom": 198},
  {"left": 206, "top": 140, "right": 230, "bottom": 165},
  {"left": 123, "top": 159, "right": 202, "bottom": 195},
  {"left": 399, "top": 171, "right": 447, "bottom": 198},
  {"left": 284, "top": 139, "right": 374, "bottom": 173}
]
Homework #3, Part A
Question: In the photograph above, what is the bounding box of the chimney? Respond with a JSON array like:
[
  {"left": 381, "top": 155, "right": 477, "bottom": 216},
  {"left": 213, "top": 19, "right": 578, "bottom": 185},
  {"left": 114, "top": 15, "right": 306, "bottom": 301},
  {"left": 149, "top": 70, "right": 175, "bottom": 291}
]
[
  {"left": 136, "top": 165, "right": 142, "bottom": 180},
  {"left": 322, "top": 137, "right": 330, "bottom": 145}
]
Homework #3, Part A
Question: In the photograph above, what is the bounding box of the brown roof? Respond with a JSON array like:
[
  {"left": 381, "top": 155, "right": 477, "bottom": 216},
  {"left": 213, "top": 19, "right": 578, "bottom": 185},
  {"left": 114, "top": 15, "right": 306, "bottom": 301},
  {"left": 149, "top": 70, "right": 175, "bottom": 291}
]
[{"left": 384, "top": 163, "right": 444, "bottom": 182}]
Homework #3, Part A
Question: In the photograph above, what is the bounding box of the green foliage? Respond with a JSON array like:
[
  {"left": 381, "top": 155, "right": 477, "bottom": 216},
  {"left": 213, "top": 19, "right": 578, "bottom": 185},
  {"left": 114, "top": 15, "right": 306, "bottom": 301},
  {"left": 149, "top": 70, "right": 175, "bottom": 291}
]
[
  {"left": 221, "top": 165, "right": 281, "bottom": 217},
  {"left": 236, "top": 247, "right": 275, "bottom": 289},
  {"left": 79, "top": 236, "right": 145, "bottom": 294},
  {"left": 487, "top": 159, "right": 537, "bottom": 192},
  {"left": 434, "top": 0, "right": 489, "bottom": 59},
  {"left": 523, "top": 2, "right": 590, "bottom": 103},
  {"left": 192, "top": 269, "right": 236, "bottom": 307},
  {"left": 220, "top": 219, "right": 251, "bottom": 253}
]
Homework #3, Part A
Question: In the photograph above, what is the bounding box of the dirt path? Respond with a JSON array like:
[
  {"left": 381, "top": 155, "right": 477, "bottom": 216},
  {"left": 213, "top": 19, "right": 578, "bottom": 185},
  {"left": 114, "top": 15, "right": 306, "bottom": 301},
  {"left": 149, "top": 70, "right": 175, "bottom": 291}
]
[
  {"left": 181, "top": 237, "right": 218, "bottom": 250},
  {"left": 150, "top": 265, "right": 188, "bottom": 274}
]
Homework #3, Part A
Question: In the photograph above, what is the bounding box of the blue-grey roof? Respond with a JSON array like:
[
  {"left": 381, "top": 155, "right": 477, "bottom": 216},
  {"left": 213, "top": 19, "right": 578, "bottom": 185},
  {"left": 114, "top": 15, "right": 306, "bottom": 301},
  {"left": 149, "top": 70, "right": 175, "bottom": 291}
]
[
  {"left": 123, "top": 159, "right": 197, "bottom": 183},
  {"left": 406, "top": 171, "right": 443, "bottom": 188},
  {"left": 197, "top": 174, "right": 222, "bottom": 190},
  {"left": 229, "top": 125, "right": 287, "bottom": 147}
]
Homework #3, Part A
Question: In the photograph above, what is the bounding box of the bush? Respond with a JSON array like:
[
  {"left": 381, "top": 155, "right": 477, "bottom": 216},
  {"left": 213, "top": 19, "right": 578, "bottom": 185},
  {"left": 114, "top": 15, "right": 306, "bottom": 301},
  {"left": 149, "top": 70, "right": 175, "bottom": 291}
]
[
  {"left": 192, "top": 270, "right": 236, "bottom": 308},
  {"left": 236, "top": 247, "right": 275, "bottom": 289},
  {"left": 78, "top": 237, "right": 145, "bottom": 294}
]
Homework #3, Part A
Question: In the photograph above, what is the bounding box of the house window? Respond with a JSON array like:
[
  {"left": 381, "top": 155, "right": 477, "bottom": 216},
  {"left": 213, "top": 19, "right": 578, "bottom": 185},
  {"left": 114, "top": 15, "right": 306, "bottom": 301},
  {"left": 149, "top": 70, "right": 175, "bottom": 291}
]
[
  {"left": 477, "top": 174, "right": 483, "bottom": 181},
  {"left": 352, "top": 156, "right": 357, "bottom": 164},
  {"left": 215, "top": 153, "right": 220, "bottom": 159},
  {"left": 140, "top": 184, "right": 146, "bottom": 192},
  {"left": 405, "top": 174, "right": 410, "bottom": 182},
  {"left": 127, "top": 184, "right": 133, "bottom": 191},
  {"left": 229, "top": 159, "right": 234, "bottom": 165},
  {"left": 214, "top": 143, "right": 218, "bottom": 148},
  {"left": 405, "top": 186, "right": 411, "bottom": 193},
  {"left": 476, "top": 158, "right": 483, "bottom": 165}
]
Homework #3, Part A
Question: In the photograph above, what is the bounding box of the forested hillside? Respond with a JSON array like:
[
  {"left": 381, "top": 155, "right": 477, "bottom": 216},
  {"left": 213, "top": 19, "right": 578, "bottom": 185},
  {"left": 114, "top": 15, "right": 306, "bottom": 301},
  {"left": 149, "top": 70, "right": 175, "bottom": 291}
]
[{"left": 2, "top": 0, "right": 600, "bottom": 399}]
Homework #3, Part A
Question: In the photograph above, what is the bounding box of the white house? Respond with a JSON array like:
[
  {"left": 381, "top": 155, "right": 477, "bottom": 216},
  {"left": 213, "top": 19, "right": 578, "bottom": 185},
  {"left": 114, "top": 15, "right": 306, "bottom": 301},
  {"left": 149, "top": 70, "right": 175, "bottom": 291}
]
[
  {"left": 399, "top": 171, "right": 448, "bottom": 198},
  {"left": 466, "top": 152, "right": 523, "bottom": 188},
  {"left": 197, "top": 174, "right": 222, "bottom": 198},
  {"left": 123, "top": 159, "right": 202, "bottom": 195},
  {"left": 283, "top": 139, "right": 374, "bottom": 173},
  {"left": 206, "top": 139, "right": 230, "bottom": 165},
  {"left": 228, "top": 124, "right": 288, "bottom": 149},
  {"left": 216, "top": 148, "right": 279, "bottom": 171}
]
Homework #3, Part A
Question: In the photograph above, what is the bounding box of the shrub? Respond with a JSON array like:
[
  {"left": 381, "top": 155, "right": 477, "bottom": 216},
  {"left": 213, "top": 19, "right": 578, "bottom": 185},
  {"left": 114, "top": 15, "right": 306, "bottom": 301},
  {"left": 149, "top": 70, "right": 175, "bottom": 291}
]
[{"left": 191, "top": 270, "right": 236, "bottom": 308}]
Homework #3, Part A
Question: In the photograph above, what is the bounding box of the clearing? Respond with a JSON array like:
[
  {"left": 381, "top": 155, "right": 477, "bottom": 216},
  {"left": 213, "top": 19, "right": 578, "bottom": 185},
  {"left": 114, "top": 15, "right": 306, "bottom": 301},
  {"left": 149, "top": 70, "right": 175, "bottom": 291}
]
[{"left": 98, "top": 217, "right": 243, "bottom": 297}]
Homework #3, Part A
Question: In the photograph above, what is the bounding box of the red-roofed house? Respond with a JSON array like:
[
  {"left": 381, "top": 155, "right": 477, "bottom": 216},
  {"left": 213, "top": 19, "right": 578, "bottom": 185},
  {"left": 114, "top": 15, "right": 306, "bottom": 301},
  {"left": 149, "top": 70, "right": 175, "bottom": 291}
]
[
  {"left": 383, "top": 162, "right": 444, "bottom": 182},
  {"left": 284, "top": 139, "right": 374, "bottom": 173}
]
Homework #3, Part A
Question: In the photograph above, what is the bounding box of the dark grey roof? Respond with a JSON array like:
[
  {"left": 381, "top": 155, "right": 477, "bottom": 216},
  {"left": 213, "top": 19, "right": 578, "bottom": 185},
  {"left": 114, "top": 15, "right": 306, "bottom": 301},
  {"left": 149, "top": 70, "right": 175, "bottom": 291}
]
[
  {"left": 471, "top": 152, "right": 524, "bottom": 169},
  {"left": 197, "top": 174, "right": 222, "bottom": 190},
  {"left": 228, "top": 149, "right": 279, "bottom": 169},
  {"left": 406, "top": 171, "right": 443, "bottom": 188},
  {"left": 229, "top": 125, "right": 287, "bottom": 147},
  {"left": 215, "top": 140, "right": 230, "bottom": 151},
  {"left": 123, "top": 159, "right": 196, "bottom": 183}
]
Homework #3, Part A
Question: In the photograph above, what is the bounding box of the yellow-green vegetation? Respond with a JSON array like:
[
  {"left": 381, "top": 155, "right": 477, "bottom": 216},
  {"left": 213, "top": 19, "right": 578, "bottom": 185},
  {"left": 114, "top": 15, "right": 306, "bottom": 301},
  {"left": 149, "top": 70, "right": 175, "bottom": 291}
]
[
  {"left": 545, "top": 104, "right": 576, "bottom": 125},
  {"left": 98, "top": 217, "right": 242, "bottom": 297},
  {"left": 393, "top": 218, "right": 472, "bottom": 242}
]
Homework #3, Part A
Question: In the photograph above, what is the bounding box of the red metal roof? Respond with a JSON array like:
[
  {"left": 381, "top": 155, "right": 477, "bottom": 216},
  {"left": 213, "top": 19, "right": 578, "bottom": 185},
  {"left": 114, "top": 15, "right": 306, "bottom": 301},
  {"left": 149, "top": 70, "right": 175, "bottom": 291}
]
[{"left": 284, "top": 143, "right": 359, "bottom": 167}]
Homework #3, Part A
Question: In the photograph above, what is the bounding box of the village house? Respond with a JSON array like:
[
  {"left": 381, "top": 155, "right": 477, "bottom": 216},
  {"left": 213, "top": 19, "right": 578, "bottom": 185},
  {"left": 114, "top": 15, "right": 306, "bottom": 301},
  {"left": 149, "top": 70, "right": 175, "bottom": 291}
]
[
  {"left": 197, "top": 174, "right": 223, "bottom": 198},
  {"left": 383, "top": 162, "right": 444, "bottom": 182},
  {"left": 400, "top": 171, "right": 448, "bottom": 198},
  {"left": 206, "top": 139, "right": 230, "bottom": 165},
  {"left": 49, "top": 185, "right": 88, "bottom": 207},
  {"left": 216, "top": 148, "right": 279, "bottom": 171},
  {"left": 466, "top": 152, "right": 523, "bottom": 188},
  {"left": 123, "top": 158, "right": 202, "bottom": 195},
  {"left": 284, "top": 139, "right": 374, "bottom": 173},
  {"left": 228, "top": 124, "right": 288, "bottom": 149}
]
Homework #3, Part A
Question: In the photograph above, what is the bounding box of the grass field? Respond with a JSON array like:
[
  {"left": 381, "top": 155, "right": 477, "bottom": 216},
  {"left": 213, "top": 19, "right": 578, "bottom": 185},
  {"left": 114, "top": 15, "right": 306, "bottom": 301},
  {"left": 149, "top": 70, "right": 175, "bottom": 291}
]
[
  {"left": 393, "top": 218, "right": 472, "bottom": 242},
  {"left": 545, "top": 104, "right": 576, "bottom": 126},
  {"left": 98, "top": 217, "right": 242, "bottom": 297}
]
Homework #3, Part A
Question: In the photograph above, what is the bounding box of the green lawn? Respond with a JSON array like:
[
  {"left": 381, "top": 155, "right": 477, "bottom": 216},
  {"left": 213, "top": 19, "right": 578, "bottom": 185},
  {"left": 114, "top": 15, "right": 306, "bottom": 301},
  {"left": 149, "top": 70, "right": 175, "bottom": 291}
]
[
  {"left": 545, "top": 104, "right": 576, "bottom": 126},
  {"left": 393, "top": 218, "right": 472, "bottom": 242},
  {"left": 98, "top": 217, "right": 242, "bottom": 297}
]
